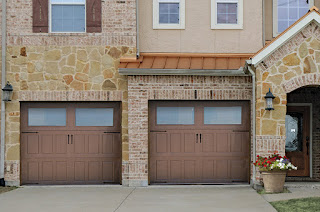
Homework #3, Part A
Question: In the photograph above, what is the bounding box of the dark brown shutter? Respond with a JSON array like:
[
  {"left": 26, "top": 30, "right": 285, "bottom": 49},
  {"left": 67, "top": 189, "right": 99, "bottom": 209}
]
[
  {"left": 86, "top": 0, "right": 102, "bottom": 33},
  {"left": 33, "top": 0, "right": 49, "bottom": 33}
]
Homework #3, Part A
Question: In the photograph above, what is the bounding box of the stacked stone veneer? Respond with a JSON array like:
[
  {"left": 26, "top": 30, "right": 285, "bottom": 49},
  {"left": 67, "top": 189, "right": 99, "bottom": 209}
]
[
  {"left": 255, "top": 21, "right": 320, "bottom": 182},
  {"left": 1, "top": 0, "right": 137, "bottom": 185},
  {"left": 125, "top": 75, "right": 252, "bottom": 186}
]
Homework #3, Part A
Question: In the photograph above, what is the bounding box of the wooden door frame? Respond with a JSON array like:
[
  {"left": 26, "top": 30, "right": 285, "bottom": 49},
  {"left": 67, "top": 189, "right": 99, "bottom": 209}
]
[{"left": 287, "top": 103, "right": 313, "bottom": 177}]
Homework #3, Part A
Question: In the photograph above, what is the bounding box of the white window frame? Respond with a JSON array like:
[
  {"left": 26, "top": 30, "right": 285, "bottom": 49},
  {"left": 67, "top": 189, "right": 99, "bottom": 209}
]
[
  {"left": 49, "top": 0, "right": 86, "bottom": 33},
  {"left": 211, "top": 0, "right": 243, "bottom": 29},
  {"left": 273, "top": 0, "right": 314, "bottom": 37},
  {"left": 153, "top": 0, "right": 186, "bottom": 30}
]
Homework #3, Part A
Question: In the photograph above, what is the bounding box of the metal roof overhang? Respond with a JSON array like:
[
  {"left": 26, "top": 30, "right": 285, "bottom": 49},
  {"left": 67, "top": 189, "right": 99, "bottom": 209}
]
[{"left": 119, "top": 67, "right": 248, "bottom": 76}]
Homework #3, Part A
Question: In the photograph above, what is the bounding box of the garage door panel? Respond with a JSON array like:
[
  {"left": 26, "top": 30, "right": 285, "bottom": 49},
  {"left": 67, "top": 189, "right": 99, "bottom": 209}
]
[
  {"left": 74, "top": 161, "right": 86, "bottom": 181},
  {"left": 216, "top": 133, "right": 229, "bottom": 153},
  {"left": 202, "top": 133, "right": 215, "bottom": 153},
  {"left": 88, "top": 134, "right": 100, "bottom": 154},
  {"left": 184, "top": 160, "right": 197, "bottom": 180},
  {"left": 56, "top": 135, "right": 68, "bottom": 154},
  {"left": 156, "top": 133, "right": 167, "bottom": 153},
  {"left": 21, "top": 102, "right": 121, "bottom": 185},
  {"left": 215, "top": 160, "right": 229, "bottom": 179},
  {"left": 170, "top": 133, "right": 181, "bottom": 153},
  {"left": 27, "top": 161, "right": 39, "bottom": 181},
  {"left": 150, "top": 101, "right": 250, "bottom": 184},
  {"left": 170, "top": 160, "right": 182, "bottom": 180},
  {"left": 74, "top": 135, "right": 86, "bottom": 154},
  {"left": 230, "top": 160, "right": 247, "bottom": 181},
  {"left": 102, "top": 161, "right": 114, "bottom": 182},
  {"left": 102, "top": 134, "right": 113, "bottom": 154},
  {"left": 202, "top": 160, "right": 214, "bottom": 179},
  {"left": 56, "top": 161, "right": 68, "bottom": 181},
  {"left": 41, "top": 135, "right": 54, "bottom": 154},
  {"left": 156, "top": 160, "right": 169, "bottom": 180},
  {"left": 42, "top": 161, "right": 54, "bottom": 181},
  {"left": 27, "top": 135, "right": 39, "bottom": 154},
  {"left": 88, "top": 161, "right": 100, "bottom": 181},
  {"left": 184, "top": 133, "right": 196, "bottom": 153}
]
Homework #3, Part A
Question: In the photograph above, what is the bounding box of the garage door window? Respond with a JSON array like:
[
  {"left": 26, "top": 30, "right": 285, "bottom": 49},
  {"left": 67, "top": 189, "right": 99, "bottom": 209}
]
[
  {"left": 75, "top": 108, "right": 113, "bottom": 126},
  {"left": 204, "top": 107, "right": 242, "bottom": 125},
  {"left": 157, "top": 107, "right": 194, "bottom": 125},
  {"left": 28, "top": 108, "right": 67, "bottom": 126}
]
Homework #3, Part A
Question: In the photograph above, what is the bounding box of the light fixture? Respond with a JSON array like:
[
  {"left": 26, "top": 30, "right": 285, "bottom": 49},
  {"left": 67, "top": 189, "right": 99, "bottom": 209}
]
[
  {"left": 2, "top": 81, "right": 13, "bottom": 102},
  {"left": 265, "top": 88, "right": 275, "bottom": 111}
]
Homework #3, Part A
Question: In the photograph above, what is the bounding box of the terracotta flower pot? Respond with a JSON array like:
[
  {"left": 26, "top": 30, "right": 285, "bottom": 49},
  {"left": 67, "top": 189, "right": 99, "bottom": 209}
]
[{"left": 261, "top": 171, "right": 287, "bottom": 193}]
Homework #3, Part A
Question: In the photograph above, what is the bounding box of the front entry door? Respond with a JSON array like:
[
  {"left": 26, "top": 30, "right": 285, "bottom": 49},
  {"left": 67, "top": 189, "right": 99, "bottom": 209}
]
[{"left": 285, "top": 106, "right": 310, "bottom": 177}]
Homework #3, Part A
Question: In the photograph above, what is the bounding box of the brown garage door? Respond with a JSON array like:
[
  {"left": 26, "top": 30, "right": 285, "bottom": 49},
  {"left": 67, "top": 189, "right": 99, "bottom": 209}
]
[
  {"left": 149, "top": 101, "right": 250, "bottom": 184},
  {"left": 21, "top": 102, "right": 121, "bottom": 185}
]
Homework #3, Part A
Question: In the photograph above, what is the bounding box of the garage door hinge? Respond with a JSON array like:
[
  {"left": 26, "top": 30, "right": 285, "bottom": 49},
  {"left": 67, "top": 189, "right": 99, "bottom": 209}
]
[
  {"left": 232, "top": 130, "right": 249, "bottom": 133},
  {"left": 22, "top": 132, "right": 39, "bottom": 134},
  {"left": 104, "top": 132, "right": 121, "bottom": 134},
  {"left": 150, "top": 130, "right": 167, "bottom": 133}
]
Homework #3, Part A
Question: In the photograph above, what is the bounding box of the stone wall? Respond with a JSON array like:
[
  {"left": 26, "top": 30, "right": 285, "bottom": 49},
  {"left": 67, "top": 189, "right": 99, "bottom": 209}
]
[
  {"left": 0, "top": 0, "right": 136, "bottom": 185},
  {"left": 255, "top": 21, "right": 320, "bottom": 181},
  {"left": 4, "top": 45, "right": 134, "bottom": 184},
  {"left": 126, "top": 75, "right": 252, "bottom": 186}
]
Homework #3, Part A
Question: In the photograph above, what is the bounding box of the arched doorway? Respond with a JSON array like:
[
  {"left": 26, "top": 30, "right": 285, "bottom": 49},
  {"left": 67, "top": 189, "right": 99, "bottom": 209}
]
[{"left": 286, "top": 86, "right": 320, "bottom": 179}]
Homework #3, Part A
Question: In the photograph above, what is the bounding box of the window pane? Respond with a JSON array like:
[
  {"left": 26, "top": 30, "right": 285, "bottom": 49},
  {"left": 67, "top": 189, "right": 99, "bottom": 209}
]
[
  {"left": 277, "top": 0, "right": 309, "bottom": 34},
  {"left": 159, "top": 14, "right": 169, "bottom": 23},
  {"left": 76, "top": 108, "right": 114, "bottom": 126},
  {"left": 52, "top": 5, "right": 85, "bottom": 32},
  {"left": 157, "top": 107, "right": 194, "bottom": 125},
  {"left": 169, "top": 14, "right": 179, "bottom": 23},
  {"left": 217, "top": 3, "right": 237, "bottom": 24},
  {"left": 227, "top": 14, "right": 237, "bottom": 24},
  {"left": 159, "top": 3, "right": 179, "bottom": 24},
  {"left": 204, "top": 107, "right": 242, "bottom": 125},
  {"left": 28, "top": 108, "right": 66, "bottom": 126}
]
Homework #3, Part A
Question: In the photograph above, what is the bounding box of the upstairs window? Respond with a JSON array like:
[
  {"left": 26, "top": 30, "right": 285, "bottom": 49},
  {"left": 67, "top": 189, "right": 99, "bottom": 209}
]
[
  {"left": 32, "top": 0, "right": 102, "bottom": 33},
  {"left": 153, "top": 0, "right": 186, "bottom": 29},
  {"left": 273, "top": 0, "right": 314, "bottom": 37},
  {"left": 211, "top": 0, "right": 243, "bottom": 29},
  {"left": 50, "top": 0, "right": 86, "bottom": 33}
]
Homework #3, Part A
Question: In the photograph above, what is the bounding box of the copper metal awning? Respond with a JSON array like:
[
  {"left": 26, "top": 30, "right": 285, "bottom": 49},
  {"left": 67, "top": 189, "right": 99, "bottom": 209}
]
[{"left": 119, "top": 53, "right": 253, "bottom": 76}]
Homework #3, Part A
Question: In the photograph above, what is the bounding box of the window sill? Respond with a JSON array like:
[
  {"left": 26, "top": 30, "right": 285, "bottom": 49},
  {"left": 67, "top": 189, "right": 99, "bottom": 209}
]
[
  {"left": 13, "top": 33, "right": 103, "bottom": 36},
  {"left": 153, "top": 24, "right": 185, "bottom": 30},
  {"left": 211, "top": 24, "right": 243, "bottom": 30}
]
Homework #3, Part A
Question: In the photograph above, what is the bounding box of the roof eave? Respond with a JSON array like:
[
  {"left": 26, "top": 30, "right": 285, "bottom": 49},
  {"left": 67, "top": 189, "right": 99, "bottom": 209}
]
[{"left": 119, "top": 68, "right": 248, "bottom": 76}]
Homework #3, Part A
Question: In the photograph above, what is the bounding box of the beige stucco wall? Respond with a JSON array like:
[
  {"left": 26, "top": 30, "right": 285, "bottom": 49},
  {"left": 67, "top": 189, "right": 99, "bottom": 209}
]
[{"left": 139, "top": 0, "right": 263, "bottom": 53}]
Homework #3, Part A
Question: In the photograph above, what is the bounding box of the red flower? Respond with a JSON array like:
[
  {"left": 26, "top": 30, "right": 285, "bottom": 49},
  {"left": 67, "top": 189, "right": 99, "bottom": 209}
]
[
  {"left": 258, "top": 163, "right": 260, "bottom": 165},
  {"left": 257, "top": 155, "right": 260, "bottom": 158},
  {"left": 264, "top": 165, "right": 267, "bottom": 167}
]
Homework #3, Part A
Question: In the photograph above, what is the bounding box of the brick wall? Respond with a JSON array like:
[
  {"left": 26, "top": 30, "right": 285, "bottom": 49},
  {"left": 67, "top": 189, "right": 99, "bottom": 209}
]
[
  {"left": 125, "top": 75, "right": 253, "bottom": 186},
  {"left": 6, "top": 0, "right": 136, "bottom": 46}
]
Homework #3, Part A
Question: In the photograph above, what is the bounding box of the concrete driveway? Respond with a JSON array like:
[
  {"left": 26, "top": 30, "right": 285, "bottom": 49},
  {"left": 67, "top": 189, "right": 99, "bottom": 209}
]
[{"left": 0, "top": 185, "right": 276, "bottom": 212}]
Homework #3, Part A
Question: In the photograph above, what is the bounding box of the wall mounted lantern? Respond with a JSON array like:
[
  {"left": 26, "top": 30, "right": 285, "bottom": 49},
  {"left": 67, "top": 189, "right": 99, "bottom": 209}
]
[
  {"left": 2, "top": 82, "right": 13, "bottom": 102},
  {"left": 265, "top": 88, "right": 275, "bottom": 111}
]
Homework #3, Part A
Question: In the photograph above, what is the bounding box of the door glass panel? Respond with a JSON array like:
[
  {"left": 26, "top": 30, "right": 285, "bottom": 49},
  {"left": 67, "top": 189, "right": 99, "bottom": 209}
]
[
  {"left": 204, "top": 107, "right": 242, "bottom": 125},
  {"left": 76, "top": 108, "right": 113, "bottom": 126},
  {"left": 157, "top": 107, "right": 194, "bottom": 125},
  {"left": 28, "top": 108, "right": 67, "bottom": 126},
  {"left": 285, "top": 114, "right": 303, "bottom": 152}
]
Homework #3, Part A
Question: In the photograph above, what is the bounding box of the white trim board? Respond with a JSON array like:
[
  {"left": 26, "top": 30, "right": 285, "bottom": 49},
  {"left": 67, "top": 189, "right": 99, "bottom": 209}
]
[
  {"left": 287, "top": 103, "right": 313, "bottom": 178},
  {"left": 252, "top": 11, "right": 320, "bottom": 67}
]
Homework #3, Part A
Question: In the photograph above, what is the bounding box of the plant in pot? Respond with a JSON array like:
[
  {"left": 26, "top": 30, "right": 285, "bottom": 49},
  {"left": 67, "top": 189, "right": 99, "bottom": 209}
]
[{"left": 254, "top": 153, "right": 297, "bottom": 193}]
